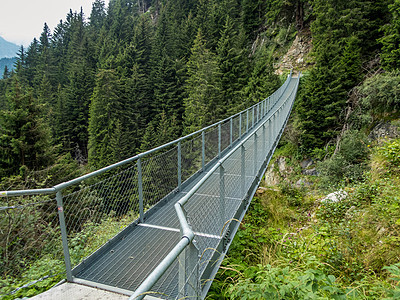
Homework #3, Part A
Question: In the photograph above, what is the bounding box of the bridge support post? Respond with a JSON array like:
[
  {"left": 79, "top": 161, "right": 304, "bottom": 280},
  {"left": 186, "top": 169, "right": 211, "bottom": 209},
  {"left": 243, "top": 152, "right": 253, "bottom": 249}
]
[
  {"left": 268, "top": 118, "right": 272, "bottom": 155},
  {"left": 265, "top": 99, "right": 267, "bottom": 116},
  {"left": 254, "top": 133, "right": 258, "bottom": 176},
  {"left": 137, "top": 158, "right": 144, "bottom": 222},
  {"left": 263, "top": 124, "right": 266, "bottom": 159},
  {"left": 241, "top": 145, "right": 245, "bottom": 198},
  {"left": 219, "top": 164, "right": 226, "bottom": 230},
  {"left": 246, "top": 110, "right": 249, "bottom": 132},
  {"left": 56, "top": 190, "right": 73, "bottom": 282},
  {"left": 230, "top": 117, "right": 233, "bottom": 147},
  {"left": 272, "top": 114, "right": 276, "bottom": 142},
  {"left": 262, "top": 100, "right": 265, "bottom": 117},
  {"left": 186, "top": 242, "right": 200, "bottom": 298},
  {"left": 218, "top": 123, "right": 221, "bottom": 158},
  {"left": 202, "top": 131, "right": 205, "bottom": 172},
  {"left": 178, "top": 141, "right": 182, "bottom": 191},
  {"left": 252, "top": 107, "right": 255, "bottom": 128},
  {"left": 256, "top": 103, "right": 259, "bottom": 124},
  {"left": 239, "top": 113, "right": 242, "bottom": 138},
  {"left": 178, "top": 209, "right": 200, "bottom": 299}
]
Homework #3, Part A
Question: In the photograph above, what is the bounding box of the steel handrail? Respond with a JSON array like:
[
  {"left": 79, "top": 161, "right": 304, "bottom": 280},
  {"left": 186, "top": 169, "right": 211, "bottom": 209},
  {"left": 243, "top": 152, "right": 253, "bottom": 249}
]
[
  {"left": 0, "top": 71, "right": 292, "bottom": 197},
  {"left": 129, "top": 72, "right": 297, "bottom": 300}
]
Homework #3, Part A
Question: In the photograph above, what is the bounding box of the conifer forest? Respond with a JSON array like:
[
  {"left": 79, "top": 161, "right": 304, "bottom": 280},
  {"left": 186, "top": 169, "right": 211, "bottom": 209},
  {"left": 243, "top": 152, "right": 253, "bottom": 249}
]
[{"left": 1, "top": 0, "right": 400, "bottom": 298}]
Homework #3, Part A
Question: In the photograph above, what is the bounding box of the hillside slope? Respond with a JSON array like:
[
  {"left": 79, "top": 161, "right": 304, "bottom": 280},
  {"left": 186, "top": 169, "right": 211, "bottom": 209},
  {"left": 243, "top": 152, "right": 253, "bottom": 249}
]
[{"left": 0, "top": 37, "right": 19, "bottom": 58}]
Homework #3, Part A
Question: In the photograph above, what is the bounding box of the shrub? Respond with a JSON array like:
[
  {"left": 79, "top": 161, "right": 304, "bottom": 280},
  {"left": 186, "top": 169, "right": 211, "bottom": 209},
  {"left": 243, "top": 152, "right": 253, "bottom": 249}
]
[
  {"left": 358, "top": 70, "right": 400, "bottom": 119},
  {"left": 317, "top": 130, "right": 369, "bottom": 187},
  {"left": 378, "top": 139, "right": 400, "bottom": 168}
]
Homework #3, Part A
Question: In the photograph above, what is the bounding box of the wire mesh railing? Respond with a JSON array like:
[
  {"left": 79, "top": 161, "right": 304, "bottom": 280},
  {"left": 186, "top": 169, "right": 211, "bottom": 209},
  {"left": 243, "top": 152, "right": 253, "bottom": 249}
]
[
  {"left": 0, "top": 70, "right": 297, "bottom": 299},
  {"left": 130, "top": 72, "right": 300, "bottom": 299}
]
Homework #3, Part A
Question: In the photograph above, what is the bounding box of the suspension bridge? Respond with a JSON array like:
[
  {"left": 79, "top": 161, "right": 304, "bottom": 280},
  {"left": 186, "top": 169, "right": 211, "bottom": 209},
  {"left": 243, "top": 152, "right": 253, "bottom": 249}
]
[{"left": 1, "top": 71, "right": 300, "bottom": 299}]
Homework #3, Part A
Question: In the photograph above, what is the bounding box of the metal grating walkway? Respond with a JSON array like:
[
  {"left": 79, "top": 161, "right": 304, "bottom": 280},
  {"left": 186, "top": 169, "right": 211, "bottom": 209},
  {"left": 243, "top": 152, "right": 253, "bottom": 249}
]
[{"left": 71, "top": 77, "right": 300, "bottom": 298}]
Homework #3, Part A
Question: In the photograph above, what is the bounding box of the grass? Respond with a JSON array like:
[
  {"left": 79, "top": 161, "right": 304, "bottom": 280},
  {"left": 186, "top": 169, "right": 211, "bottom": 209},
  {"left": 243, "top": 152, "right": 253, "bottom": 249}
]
[{"left": 207, "top": 138, "right": 400, "bottom": 299}]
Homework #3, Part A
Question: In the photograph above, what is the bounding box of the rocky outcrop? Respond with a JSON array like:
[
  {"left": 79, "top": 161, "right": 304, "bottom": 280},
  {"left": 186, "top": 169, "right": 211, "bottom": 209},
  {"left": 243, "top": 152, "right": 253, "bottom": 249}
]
[
  {"left": 264, "top": 157, "right": 293, "bottom": 186},
  {"left": 321, "top": 190, "right": 348, "bottom": 203},
  {"left": 264, "top": 157, "right": 317, "bottom": 187},
  {"left": 275, "top": 33, "right": 313, "bottom": 76},
  {"left": 368, "top": 122, "right": 400, "bottom": 141}
]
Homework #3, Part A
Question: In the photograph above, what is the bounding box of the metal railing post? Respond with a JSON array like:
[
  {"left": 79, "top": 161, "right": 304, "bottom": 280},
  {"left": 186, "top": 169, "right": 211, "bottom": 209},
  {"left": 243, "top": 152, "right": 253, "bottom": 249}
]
[
  {"left": 264, "top": 99, "right": 267, "bottom": 116},
  {"left": 202, "top": 131, "right": 205, "bottom": 172},
  {"left": 246, "top": 110, "right": 249, "bottom": 132},
  {"left": 241, "top": 145, "right": 245, "bottom": 197},
  {"left": 185, "top": 242, "right": 200, "bottom": 298},
  {"left": 230, "top": 117, "right": 233, "bottom": 147},
  {"left": 268, "top": 118, "right": 272, "bottom": 154},
  {"left": 178, "top": 226, "right": 199, "bottom": 299},
  {"left": 219, "top": 164, "right": 225, "bottom": 229},
  {"left": 137, "top": 158, "right": 144, "bottom": 222},
  {"left": 254, "top": 133, "right": 258, "bottom": 176},
  {"left": 178, "top": 207, "right": 188, "bottom": 298},
  {"left": 252, "top": 106, "right": 255, "bottom": 128},
  {"left": 56, "top": 190, "right": 73, "bottom": 282},
  {"left": 263, "top": 124, "right": 266, "bottom": 159},
  {"left": 178, "top": 141, "right": 182, "bottom": 191},
  {"left": 218, "top": 123, "right": 221, "bottom": 158},
  {"left": 261, "top": 101, "right": 264, "bottom": 117},
  {"left": 239, "top": 112, "right": 242, "bottom": 138},
  {"left": 257, "top": 103, "right": 259, "bottom": 123}
]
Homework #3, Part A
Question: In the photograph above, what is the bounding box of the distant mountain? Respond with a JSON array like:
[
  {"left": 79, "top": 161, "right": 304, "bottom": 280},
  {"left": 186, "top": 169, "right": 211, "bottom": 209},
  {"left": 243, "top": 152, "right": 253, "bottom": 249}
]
[
  {"left": 0, "top": 57, "right": 16, "bottom": 78},
  {"left": 0, "top": 36, "right": 19, "bottom": 58}
]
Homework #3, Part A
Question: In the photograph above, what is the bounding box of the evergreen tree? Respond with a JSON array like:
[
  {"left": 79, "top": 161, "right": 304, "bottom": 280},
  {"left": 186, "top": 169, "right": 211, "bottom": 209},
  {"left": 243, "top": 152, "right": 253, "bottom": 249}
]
[
  {"left": 380, "top": 0, "right": 400, "bottom": 70},
  {"left": 217, "top": 16, "right": 248, "bottom": 115},
  {"left": 88, "top": 69, "right": 125, "bottom": 168},
  {"left": 90, "top": 0, "right": 107, "bottom": 31},
  {"left": 241, "top": 0, "right": 267, "bottom": 41},
  {"left": 62, "top": 12, "right": 96, "bottom": 158},
  {"left": 140, "top": 121, "right": 157, "bottom": 152},
  {"left": 183, "top": 30, "right": 222, "bottom": 134},
  {"left": 297, "top": 0, "right": 378, "bottom": 151},
  {"left": 150, "top": 5, "right": 185, "bottom": 122},
  {"left": 244, "top": 48, "right": 280, "bottom": 109},
  {"left": 0, "top": 80, "right": 53, "bottom": 177}
]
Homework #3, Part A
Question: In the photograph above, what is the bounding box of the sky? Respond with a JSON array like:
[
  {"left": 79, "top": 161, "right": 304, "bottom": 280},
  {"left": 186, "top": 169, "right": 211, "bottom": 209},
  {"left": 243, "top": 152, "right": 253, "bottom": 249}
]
[{"left": 0, "top": 0, "right": 110, "bottom": 47}]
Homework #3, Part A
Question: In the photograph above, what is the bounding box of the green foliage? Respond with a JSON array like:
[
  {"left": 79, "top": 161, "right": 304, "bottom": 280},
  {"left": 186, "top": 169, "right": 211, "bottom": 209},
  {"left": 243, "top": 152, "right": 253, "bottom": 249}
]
[
  {"left": 297, "top": 0, "right": 390, "bottom": 151},
  {"left": 377, "top": 138, "right": 400, "bottom": 170},
  {"left": 379, "top": 0, "right": 400, "bottom": 71},
  {"left": 317, "top": 130, "right": 370, "bottom": 187},
  {"left": 227, "top": 264, "right": 347, "bottom": 299},
  {"left": 358, "top": 70, "right": 400, "bottom": 120},
  {"left": 183, "top": 29, "right": 223, "bottom": 133},
  {"left": 210, "top": 135, "right": 400, "bottom": 298},
  {"left": 0, "top": 81, "right": 54, "bottom": 178},
  {"left": 243, "top": 46, "right": 281, "bottom": 110},
  {"left": 383, "top": 263, "right": 400, "bottom": 298},
  {"left": 88, "top": 69, "right": 130, "bottom": 168}
]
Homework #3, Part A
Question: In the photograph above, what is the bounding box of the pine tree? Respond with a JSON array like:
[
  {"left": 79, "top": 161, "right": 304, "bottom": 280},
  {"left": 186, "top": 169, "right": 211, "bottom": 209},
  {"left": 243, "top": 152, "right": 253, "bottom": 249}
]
[
  {"left": 90, "top": 0, "right": 106, "bottom": 31},
  {"left": 244, "top": 48, "right": 280, "bottom": 109},
  {"left": 241, "top": 0, "right": 267, "bottom": 41},
  {"left": 88, "top": 69, "right": 126, "bottom": 168},
  {"left": 0, "top": 80, "right": 53, "bottom": 177},
  {"left": 62, "top": 12, "right": 96, "bottom": 158},
  {"left": 380, "top": 0, "right": 400, "bottom": 70},
  {"left": 183, "top": 30, "right": 223, "bottom": 134},
  {"left": 140, "top": 121, "right": 157, "bottom": 152},
  {"left": 217, "top": 16, "right": 248, "bottom": 115}
]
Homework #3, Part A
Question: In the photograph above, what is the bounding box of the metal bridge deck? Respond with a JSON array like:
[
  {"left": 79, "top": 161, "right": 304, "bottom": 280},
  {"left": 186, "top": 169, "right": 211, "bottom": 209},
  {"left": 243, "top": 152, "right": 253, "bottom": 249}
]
[{"left": 72, "top": 78, "right": 299, "bottom": 298}]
